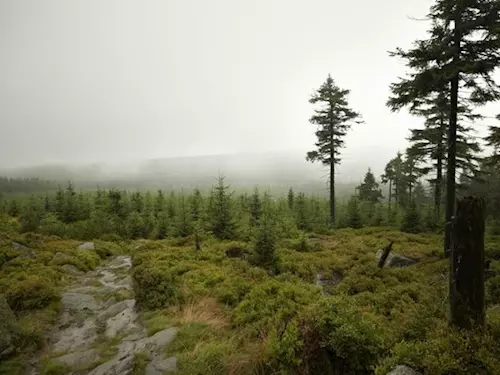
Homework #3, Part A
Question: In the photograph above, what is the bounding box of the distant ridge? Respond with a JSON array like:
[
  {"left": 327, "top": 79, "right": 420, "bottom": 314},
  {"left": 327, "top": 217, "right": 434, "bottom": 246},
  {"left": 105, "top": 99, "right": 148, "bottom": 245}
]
[{"left": 0, "top": 149, "right": 389, "bottom": 194}]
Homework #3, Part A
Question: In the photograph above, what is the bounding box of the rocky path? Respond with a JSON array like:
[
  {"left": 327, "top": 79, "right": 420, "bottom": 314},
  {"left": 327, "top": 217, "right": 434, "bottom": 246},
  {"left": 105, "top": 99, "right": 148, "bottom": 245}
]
[{"left": 31, "top": 255, "right": 178, "bottom": 375}]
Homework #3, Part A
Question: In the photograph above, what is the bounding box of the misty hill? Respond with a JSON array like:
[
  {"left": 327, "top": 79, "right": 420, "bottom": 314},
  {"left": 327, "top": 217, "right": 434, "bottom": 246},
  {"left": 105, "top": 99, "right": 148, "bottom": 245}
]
[{"left": 0, "top": 151, "right": 381, "bottom": 196}]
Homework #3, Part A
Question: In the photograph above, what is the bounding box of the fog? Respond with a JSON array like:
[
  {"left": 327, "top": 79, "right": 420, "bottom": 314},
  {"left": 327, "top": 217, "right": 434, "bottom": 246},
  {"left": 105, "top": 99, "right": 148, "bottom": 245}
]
[
  {"left": 0, "top": 149, "right": 396, "bottom": 196},
  {"left": 0, "top": 0, "right": 492, "bottom": 184}
]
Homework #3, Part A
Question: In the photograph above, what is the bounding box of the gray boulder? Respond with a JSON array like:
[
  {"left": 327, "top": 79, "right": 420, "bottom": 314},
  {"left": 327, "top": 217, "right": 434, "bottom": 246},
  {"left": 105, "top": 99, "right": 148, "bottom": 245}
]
[
  {"left": 11, "top": 242, "right": 36, "bottom": 258},
  {"left": 0, "top": 295, "right": 18, "bottom": 359},
  {"left": 12, "top": 241, "right": 31, "bottom": 251},
  {"left": 147, "top": 327, "right": 178, "bottom": 347},
  {"left": 61, "top": 292, "right": 100, "bottom": 311},
  {"left": 376, "top": 250, "right": 419, "bottom": 268},
  {"left": 98, "top": 300, "right": 135, "bottom": 321},
  {"left": 53, "top": 317, "right": 98, "bottom": 352},
  {"left": 387, "top": 365, "right": 422, "bottom": 375},
  {"left": 54, "top": 349, "right": 100, "bottom": 367},
  {"left": 78, "top": 242, "right": 95, "bottom": 250},
  {"left": 107, "top": 256, "right": 132, "bottom": 270},
  {"left": 105, "top": 303, "right": 139, "bottom": 338},
  {"left": 146, "top": 356, "right": 177, "bottom": 374},
  {"left": 61, "top": 264, "right": 83, "bottom": 275},
  {"left": 52, "top": 252, "right": 68, "bottom": 259}
]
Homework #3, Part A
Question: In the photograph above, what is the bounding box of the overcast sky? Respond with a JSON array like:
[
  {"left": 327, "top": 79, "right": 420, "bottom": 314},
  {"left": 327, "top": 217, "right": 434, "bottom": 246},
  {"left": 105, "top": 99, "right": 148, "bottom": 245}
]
[{"left": 2, "top": 0, "right": 491, "bottom": 170}]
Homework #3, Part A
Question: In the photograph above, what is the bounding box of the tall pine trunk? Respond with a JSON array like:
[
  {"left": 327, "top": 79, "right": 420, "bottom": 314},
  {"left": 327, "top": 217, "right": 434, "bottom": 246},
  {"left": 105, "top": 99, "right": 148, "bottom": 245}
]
[
  {"left": 395, "top": 181, "right": 399, "bottom": 209},
  {"left": 388, "top": 179, "right": 392, "bottom": 222},
  {"left": 435, "top": 114, "right": 445, "bottom": 221},
  {"left": 330, "top": 148, "right": 335, "bottom": 227},
  {"left": 444, "top": 8, "right": 461, "bottom": 258}
]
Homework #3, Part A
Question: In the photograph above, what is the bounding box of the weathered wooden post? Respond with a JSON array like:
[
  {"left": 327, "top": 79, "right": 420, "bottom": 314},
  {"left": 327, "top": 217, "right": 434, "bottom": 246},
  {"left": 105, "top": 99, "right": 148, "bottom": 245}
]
[{"left": 450, "top": 196, "right": 485, "bottom": 328}]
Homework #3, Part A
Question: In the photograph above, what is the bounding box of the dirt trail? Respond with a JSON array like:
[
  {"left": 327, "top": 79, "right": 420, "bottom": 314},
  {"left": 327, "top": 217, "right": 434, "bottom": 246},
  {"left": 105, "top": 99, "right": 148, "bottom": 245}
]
[{"left": 30, "top": 255, "right": 177, "bottom": 375}]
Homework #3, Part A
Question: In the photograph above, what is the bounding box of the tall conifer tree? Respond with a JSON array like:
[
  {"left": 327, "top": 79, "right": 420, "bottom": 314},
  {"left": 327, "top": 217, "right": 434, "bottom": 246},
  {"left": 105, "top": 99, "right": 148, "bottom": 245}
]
[
  {"left": 306, "top": 74, "right": 362, "bottom": 226},
  {"left": 387, "top": 0, "right": 500, "bottom": 255}
]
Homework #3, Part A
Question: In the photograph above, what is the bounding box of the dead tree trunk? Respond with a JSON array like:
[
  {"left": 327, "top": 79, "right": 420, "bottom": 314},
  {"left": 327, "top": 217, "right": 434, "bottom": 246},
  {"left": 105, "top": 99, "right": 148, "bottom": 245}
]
[
  {"left": 378, "top": 241, "right": 394, "bottom": 268},
  {"left": 450, "top": 196, "right": 485, "bottom": 328}
]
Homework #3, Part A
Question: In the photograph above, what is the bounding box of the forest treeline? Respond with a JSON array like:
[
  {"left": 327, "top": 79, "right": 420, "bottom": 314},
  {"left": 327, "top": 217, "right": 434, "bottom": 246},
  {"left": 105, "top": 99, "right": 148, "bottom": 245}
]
[
  {"left": 0, "top": 174, "right": 365, "bottom": 198},
  {"left": 2, "top": 164, "right": 500, "bottom": 243},
  {"left": 0, "top": 177, "right": 59, "bottom": 194}
]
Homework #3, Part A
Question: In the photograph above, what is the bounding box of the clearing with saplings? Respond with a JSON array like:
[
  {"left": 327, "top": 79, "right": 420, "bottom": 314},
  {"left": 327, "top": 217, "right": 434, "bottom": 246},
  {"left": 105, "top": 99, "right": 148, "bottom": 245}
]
[{"left": 1, "top": 0, "right": 500, "bottom": 374}]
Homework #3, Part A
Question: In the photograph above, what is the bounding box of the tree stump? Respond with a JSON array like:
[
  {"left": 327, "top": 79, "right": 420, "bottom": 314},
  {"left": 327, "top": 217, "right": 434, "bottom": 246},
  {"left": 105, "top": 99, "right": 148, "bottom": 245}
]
[
  {"left": 450, "top": 196, "right": 485, "bottom": 328},
  {"left": 377, "top": 241, "right": 394, "bottom": 268}
]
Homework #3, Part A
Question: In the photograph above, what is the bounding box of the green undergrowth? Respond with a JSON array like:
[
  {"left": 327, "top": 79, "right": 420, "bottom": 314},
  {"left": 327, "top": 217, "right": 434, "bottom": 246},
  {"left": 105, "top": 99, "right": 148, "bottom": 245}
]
[
  {"left": 131, "top": 352, "right": 150, "bottom": 375},
  {"left": 40, "top": 361, "right": 71, "bottom": 375},
  {"left": 141, "top": 298, "right": 266, "bottom": 375},
  {"left": 0, "top": 230, "right": 128, "bottom": 374},
  {"left": 131, "top": 227, "right": 500, "bottom": 374}
]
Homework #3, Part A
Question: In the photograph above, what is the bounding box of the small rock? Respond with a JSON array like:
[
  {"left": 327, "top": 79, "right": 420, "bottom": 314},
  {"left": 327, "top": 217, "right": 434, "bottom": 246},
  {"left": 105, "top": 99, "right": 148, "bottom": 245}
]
[
  {"left": 107, "top": 256, "right": 132, "bottom": 270},
  {"left": 0, "top": 295, "right": 17, "bottom": 359},
  {"left": 11, "top": 242, "right": 36, "bottom": 258},
  {"left": 104, "top": 297, "right": 118, "bottom": 308},
  {"left": 124, "top": 330, "right": 148, "bottom": 342},
  {"left": 88, "top": 353, "right": 134, "bottom": 375},
  {"left": 116, "top": 275, "right": 133, "bottom": 288},
  {"left": 387, "top": 365, "right": 422, "bottom": 375},
  {"left": 376, "top": 250, "right": 419, "bottom": 268},
  {"left": 12, "top": 241, "right": 31, "bottom": 251},
  {"left": 105, "top": 305, "right": 138, "bottom": 338},
  {"left": 147, "top": 356, "right": 178, "bottom": 375},
  {"left": 99, "top": 270, "right": 117, "bottom": 283},
  {"left": 53, "top": 318, "right": 98, "bottom": 352},
  {"left": 78, "top": 242, "right": 95, "bottom": 250},
  {"left": 88, "top": 336, "right": 152, "bottom": 375},
  {"left": 61, "top": 264, "right": 83, "bottom": 275},
  {"left": 52, "top": 252, "right": 68, "bottom": 259},
  {"left": 62, "top": 292, "right": 100, "bottom": 311},
  {"left": 125, "top": 327, "right": 178, "bottom": 357},
  {"left": 147, "top": 327, "right": 178, "bottom": 347},
  {"left": 54, "top": 349, "right": 100, "bottom": 367},
  {"left": 132, "top": 338, "right": 149, "bottom": 353},
  {"left": 19, "top": 251, "right": 37, "bottom": 259},
  {"left": 57, "top": 311, "right": 73, "bottom": 330},
  {"left": 99, "top": 278, "right": 132, "bottom": 291},
  {"left": 98, "top": 300, "right": 135, "bottom": 321}
]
